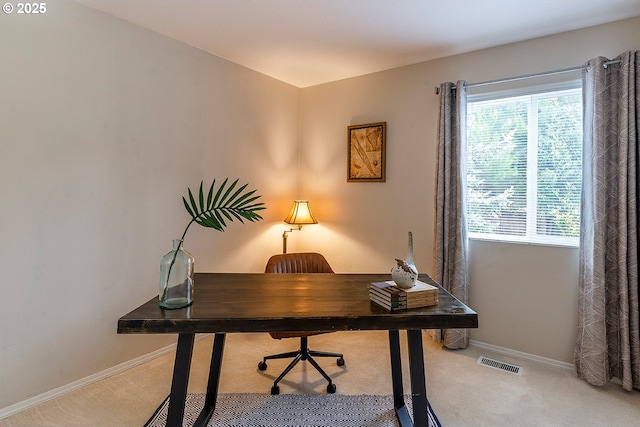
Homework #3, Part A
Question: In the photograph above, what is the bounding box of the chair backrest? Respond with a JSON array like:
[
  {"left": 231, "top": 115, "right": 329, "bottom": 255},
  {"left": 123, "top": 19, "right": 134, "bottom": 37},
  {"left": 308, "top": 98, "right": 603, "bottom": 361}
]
[{"left": 264, "top": 252, "right": 334, "bottom": 273}]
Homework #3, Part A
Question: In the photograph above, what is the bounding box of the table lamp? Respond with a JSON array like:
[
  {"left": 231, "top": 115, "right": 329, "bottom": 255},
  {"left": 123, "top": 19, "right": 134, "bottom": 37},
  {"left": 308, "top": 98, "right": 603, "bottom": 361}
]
[{"left": 282, "top": 200, "right": 318, "bottom": 253}]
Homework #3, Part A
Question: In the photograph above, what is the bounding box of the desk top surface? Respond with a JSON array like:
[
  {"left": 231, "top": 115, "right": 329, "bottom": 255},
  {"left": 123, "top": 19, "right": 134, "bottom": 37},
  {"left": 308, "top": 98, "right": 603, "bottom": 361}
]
[{"left": 118, "top": 273, "right": 478, "bottom": 334}]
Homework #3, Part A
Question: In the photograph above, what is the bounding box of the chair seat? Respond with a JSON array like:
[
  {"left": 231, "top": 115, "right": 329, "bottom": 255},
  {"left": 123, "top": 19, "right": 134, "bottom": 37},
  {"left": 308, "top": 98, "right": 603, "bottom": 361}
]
[{"left": 269, "top": 331, "right": 332, "bottom": 340}]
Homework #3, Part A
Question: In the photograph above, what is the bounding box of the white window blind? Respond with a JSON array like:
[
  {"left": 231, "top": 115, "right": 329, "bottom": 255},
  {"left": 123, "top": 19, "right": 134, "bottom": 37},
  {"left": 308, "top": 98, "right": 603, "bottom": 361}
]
[{"left": 466, "top": 87, "right": 582, "bottom": 246}]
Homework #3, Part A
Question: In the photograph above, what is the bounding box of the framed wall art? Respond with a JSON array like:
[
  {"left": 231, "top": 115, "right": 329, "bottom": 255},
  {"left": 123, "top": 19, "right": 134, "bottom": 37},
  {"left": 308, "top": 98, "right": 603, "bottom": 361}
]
[{"left": 347, "top": 122, "right": 386, "bottom": 182}]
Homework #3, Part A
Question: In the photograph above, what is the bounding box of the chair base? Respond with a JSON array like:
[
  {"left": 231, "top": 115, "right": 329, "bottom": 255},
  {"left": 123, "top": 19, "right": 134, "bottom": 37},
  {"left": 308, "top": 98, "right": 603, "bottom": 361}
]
[{"left": 258, "top": 336, "right": 344, "bottom": 395}]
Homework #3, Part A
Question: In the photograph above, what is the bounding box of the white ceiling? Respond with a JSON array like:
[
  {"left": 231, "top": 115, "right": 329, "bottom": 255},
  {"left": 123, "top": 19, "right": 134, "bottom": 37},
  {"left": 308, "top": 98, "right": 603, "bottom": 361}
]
[{"left": 76, "top": 0, "right": 640, "bottom": 88}]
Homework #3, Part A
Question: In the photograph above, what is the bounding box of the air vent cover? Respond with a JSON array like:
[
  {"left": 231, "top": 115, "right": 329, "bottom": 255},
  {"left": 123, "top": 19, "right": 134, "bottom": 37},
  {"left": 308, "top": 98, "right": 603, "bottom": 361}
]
[{"left": 477, "top": 356, "right": 522, "bottom": 375}]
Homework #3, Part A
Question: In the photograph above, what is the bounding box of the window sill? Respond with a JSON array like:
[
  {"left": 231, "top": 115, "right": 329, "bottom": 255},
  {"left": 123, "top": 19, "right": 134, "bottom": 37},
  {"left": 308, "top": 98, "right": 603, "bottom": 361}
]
[{"left": 468, "top": 233, "right": 579, "bottom": 248}]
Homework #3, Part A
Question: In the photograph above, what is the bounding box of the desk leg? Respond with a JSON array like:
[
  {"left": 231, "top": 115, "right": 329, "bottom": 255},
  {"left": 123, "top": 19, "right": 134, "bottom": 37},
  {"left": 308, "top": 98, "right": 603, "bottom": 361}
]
[
  {"left": 388, "top": 330, "right": 413, "bottom": 427},
  {"left": 193, "top": 333, "right": 226, "bottom": 427},
  {"left": 166, "top": 333, "right": 195, "bottom": 427},
  {"left": 407, "top": 329, "right": 428, "bottom": 427}
]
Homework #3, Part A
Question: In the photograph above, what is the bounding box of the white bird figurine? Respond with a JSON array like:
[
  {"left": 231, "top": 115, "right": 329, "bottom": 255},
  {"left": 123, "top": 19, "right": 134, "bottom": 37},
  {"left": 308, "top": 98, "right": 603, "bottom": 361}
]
[{"left": 391, "top": 231, "right": 419, "bottom": 289}]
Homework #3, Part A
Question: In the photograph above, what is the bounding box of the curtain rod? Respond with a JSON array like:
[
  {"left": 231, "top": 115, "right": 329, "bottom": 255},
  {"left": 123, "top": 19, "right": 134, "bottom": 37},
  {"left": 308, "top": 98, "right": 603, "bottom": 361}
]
[{"left": 434, "top": 59, "right": 621, "bottom": 94}]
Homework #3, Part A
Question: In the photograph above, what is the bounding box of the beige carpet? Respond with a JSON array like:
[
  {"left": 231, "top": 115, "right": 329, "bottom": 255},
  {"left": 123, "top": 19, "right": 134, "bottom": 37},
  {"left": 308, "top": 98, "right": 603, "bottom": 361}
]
[{"left": 2, "top": 331, "right": 640, "bottom": 426}]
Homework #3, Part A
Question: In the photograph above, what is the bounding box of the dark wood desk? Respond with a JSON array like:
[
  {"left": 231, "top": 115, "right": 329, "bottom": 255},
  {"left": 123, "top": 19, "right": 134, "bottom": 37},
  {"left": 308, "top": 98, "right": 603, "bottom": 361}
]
[{"left": 118, "top": 273, "right": 478, "bottom": 427}]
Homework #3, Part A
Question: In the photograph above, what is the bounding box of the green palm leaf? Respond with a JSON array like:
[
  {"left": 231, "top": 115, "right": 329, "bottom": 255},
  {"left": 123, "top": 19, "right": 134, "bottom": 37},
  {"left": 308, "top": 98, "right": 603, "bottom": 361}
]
[{"left": 179, "top": 178, "right": 265, "bottom": 241}]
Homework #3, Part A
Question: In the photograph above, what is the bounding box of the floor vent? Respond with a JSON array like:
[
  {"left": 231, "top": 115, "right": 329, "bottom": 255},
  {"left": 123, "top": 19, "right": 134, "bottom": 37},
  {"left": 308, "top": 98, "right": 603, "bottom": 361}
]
[{"left": 477, "top": 356, "right": 522, "bottom": 375}]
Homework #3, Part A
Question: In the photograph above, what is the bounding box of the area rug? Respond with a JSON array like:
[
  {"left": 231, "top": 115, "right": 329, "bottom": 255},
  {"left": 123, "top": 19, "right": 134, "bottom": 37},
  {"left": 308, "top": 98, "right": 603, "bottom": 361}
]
[{"left": 145, "top": 393, "right": 441, "bottom": 427}]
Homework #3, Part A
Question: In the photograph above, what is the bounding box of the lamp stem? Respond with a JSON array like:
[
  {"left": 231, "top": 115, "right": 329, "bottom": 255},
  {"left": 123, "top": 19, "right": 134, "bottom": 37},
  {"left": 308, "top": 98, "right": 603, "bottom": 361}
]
[
  {"left": 282, "top": 230, "right": 289, "bottom": 254},
  {"left": 281, "top": 226, "right": 302, "bottom": 254}
]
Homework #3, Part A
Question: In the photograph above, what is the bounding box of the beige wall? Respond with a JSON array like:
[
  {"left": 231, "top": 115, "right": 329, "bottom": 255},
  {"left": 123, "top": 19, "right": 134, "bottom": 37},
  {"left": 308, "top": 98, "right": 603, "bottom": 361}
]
[
  {"left": 1, "top": 0, "right": 639, "bottom": 412},
  {"left": 0, "top": 1, "right": 299, "bottom": 409},
  {"left": 298, "top": 16, "right": 640, "bottom": 363}
]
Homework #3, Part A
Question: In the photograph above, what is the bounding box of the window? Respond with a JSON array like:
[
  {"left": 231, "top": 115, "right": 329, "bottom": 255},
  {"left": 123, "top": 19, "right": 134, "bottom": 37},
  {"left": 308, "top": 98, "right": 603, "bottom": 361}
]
[{"left": 466, "top": 86, "right": 582, "bottom": 246}]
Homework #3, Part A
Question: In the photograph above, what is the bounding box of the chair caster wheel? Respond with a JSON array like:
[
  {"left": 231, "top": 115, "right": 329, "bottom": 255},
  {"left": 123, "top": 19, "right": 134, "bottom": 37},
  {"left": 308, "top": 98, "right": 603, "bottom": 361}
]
[
  {"left": 327, "top": 383, "right": 336, "bottom": 394},
  {"left": 337, "top": 357, "right": 345, "bottom": 366},
  {"left": 258, "top": 361, "right": 268, "bottom": 371},
  {"left": 271, "top": 385, "right": 280, "bottom": 395}
]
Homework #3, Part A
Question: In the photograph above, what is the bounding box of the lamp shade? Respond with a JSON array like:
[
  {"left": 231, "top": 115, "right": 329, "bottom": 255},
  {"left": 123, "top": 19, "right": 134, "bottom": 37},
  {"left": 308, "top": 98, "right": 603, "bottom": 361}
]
[{"left": 284, "top": 200, "right": 318, "bottom": 225}]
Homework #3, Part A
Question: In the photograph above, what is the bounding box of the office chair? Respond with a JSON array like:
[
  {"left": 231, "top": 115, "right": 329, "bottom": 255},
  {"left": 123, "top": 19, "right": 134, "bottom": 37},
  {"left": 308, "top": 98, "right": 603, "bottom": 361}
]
[{"left": 259, "top": 252, "right": 345, "bottom": 395}]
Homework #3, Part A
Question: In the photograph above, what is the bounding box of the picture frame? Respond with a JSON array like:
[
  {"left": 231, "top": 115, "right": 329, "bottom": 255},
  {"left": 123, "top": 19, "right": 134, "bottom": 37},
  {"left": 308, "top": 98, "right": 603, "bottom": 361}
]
[{"left": 347, "top": 122, "right": 386, "bottom": 182}]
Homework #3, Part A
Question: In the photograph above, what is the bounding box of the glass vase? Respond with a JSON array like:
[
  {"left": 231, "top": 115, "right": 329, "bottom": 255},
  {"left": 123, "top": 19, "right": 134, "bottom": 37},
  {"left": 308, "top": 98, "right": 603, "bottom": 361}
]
[{"left": 159, "top": 238, "right": 194, "bottom": 309}]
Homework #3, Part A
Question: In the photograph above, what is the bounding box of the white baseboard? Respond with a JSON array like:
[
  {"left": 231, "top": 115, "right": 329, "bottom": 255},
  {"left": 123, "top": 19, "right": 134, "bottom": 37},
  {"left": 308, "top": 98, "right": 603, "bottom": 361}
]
[
  {"left": 0, "top": 335, "right": 210, "bottom": 420},
  {"left": 470, "top": 339, "right": 575, "bottom": 372}
]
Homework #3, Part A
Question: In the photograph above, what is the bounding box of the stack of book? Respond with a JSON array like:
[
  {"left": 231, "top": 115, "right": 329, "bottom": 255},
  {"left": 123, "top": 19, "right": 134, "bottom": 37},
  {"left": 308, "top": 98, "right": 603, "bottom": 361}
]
[{"left": 369, "top": 280, "right": 439, "bottom": 312}]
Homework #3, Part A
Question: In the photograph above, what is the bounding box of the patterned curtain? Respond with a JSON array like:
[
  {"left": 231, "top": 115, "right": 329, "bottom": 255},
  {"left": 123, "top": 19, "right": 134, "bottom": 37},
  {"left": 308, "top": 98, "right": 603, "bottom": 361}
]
[
  {"left": 575, "top": 51, "right": 640, "bottom": 391},
  {"left": 434, "top": 81, "right": 470, "bottom": 349}
]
